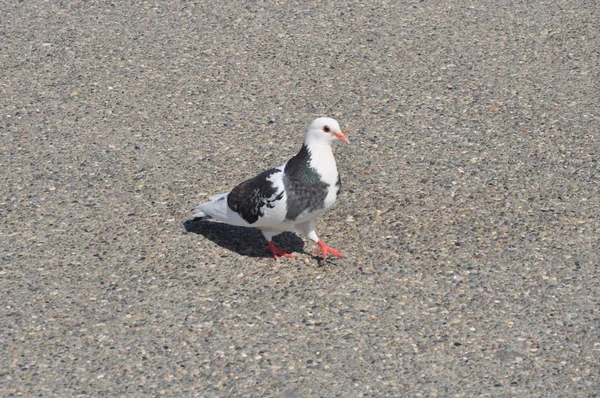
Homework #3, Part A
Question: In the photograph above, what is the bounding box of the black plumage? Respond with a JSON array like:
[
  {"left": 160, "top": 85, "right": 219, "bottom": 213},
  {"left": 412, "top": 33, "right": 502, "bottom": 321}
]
[
  {"left": 191, "top": 117, "right": 348, "bottom": 261},
  {"left": 283, "top": 144, "right": 331, "bottom": 221},
  {"left": 227, "top": 168, "right": 284, "bottom": 224}
]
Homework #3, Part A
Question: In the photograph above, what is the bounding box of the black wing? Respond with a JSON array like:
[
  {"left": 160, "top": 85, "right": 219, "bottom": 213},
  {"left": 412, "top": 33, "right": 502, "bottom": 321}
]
[{"left": 227, "top": 168, "right": 284, "bottom": 224}]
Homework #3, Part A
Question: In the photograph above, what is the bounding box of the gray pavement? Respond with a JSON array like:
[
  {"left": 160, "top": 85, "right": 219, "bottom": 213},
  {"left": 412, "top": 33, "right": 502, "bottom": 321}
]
[{"left": 1, "top": 1, "right": 599, "bottom": 396}]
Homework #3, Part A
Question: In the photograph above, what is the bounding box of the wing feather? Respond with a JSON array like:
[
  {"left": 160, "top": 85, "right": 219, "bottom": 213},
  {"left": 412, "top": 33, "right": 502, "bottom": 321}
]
[{"left": 227, "top": 168, "right": 285, "bottom": 224}]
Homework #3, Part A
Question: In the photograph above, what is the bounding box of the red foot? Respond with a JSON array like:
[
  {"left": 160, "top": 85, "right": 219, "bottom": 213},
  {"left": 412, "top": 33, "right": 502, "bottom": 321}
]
[
  {"left": 267, "top": 241, "right": 294, "bottom": 261},
  {"left": 313, "top": 240, "right": 343, "bottom": 260}
]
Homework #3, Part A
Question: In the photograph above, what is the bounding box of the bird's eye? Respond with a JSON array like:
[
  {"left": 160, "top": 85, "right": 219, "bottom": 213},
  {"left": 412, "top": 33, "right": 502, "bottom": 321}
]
[{"left": 323, "top": 126, "right": 331, "bottom": 133}]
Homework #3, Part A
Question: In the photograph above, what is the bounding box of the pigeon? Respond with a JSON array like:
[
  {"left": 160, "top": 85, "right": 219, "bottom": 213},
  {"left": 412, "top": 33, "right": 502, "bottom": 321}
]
[{"left": 191, "top": 117, "right": 349, "bottom": 260}]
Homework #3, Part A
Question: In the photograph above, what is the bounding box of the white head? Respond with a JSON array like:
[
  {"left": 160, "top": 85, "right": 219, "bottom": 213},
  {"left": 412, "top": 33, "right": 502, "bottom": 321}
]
[{"left": 304, "top": 117, "right": 350, "bottom": 146}]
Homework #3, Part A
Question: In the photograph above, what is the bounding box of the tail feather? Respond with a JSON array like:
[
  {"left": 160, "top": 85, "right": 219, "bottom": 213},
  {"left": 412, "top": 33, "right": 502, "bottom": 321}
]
[
  {"left": 191, "top": 192, "right": 229, "bottom": 220},
  {"left": 191, "top": 206, "right": 210, "bottom": 220},
  {"left": 208, "top": 192, "right": 228, "bottom": 201}
]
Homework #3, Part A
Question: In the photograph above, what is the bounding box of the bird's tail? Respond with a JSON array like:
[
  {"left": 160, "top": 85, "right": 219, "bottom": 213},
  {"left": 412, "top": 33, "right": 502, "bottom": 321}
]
[
  {"left": 208, "top": 192, "right": 228, "bottom": 201},
  {"left": 190, "top": 192, "right": 229, "bottom": 220},
  {"left": 191, "top": 206, "right": 210, "bottom": 220}
]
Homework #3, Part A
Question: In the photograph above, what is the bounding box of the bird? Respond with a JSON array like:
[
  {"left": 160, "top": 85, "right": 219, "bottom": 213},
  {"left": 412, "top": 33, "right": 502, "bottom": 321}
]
[{"left": 191, "top": 117, "right": 349, "bottom": 260}]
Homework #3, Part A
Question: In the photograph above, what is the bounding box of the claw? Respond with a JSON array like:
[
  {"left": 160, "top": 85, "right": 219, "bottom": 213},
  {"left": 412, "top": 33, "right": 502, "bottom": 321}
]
[
  {"left": 267, "top": 241, "right": 294, "bottom": 261},
  {"left": 313, "top": 240, "right": 343, "bottom": 260}
]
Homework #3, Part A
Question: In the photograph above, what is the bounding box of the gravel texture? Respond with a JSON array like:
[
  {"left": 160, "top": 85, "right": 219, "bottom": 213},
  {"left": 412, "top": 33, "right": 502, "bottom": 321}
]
[{"left": 1, "top": 1, "right": 599, "bottom": 396}]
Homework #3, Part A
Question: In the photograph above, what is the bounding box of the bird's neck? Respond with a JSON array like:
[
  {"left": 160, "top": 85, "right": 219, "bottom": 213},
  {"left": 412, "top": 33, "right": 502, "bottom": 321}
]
[
  {"left": 302, "top": 140, "right": 338, "bottom": 183},
  {"left": 285, "top": 141, "right": 337, "bottom": 183}
]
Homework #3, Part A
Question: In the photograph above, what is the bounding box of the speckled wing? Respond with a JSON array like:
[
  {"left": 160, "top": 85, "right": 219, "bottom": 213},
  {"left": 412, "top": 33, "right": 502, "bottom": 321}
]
[{"left": 226, "top": 167, "right": 286, "bottom": 225}]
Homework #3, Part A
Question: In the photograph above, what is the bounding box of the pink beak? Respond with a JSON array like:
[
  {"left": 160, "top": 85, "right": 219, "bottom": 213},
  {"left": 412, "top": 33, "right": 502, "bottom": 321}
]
[{"left": 333, "top": 131, "right": 350, "bottom": 144}]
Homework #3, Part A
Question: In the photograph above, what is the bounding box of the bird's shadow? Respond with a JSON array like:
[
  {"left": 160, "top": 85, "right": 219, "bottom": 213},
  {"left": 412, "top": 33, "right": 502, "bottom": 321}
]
[{"left": 183, "top": 219, "right": 306, "bottom": 258}]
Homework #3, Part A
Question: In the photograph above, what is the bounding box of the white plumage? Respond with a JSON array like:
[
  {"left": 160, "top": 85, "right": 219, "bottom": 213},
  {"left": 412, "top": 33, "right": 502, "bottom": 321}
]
[{"left": 191, "top": 117, "right": 349, "bottom": 260}]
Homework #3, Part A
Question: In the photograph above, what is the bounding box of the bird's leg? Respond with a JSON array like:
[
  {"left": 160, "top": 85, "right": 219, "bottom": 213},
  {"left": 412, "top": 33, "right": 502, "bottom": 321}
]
[
  {"left": 261, "top": 230, "right": 293, "bottom": 261},
  {"left": 266, "top": 240, "right": 293, "bottom": 261},
  {"left": 314, "top": 240, "right": 343, "bottom": 260},
  {"left": 296, "top": 220, "right": 343, "bottom": 260}
]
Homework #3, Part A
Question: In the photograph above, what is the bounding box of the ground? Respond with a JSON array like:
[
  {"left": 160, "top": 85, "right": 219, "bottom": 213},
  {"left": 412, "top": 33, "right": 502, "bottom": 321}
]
[{"left": 1, "top": 1, "right": 599, "bottom": 396}]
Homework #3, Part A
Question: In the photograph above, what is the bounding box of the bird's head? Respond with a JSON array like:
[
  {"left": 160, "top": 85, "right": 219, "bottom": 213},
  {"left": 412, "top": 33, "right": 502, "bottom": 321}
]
[{"left": 304, "top": 117, "right": 349, "bottom": 146}]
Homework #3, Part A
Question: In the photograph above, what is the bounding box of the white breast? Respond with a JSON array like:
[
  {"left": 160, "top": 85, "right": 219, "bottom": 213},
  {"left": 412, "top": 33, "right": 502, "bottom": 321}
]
[{"left": 307, "top": 142, "right": 340, "bottom": 212}]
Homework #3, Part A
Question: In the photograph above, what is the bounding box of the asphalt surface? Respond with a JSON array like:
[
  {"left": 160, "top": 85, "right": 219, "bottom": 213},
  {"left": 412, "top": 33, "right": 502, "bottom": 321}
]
[{"left": 1, "top": 1, "right": 599, "bottom": 396}]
